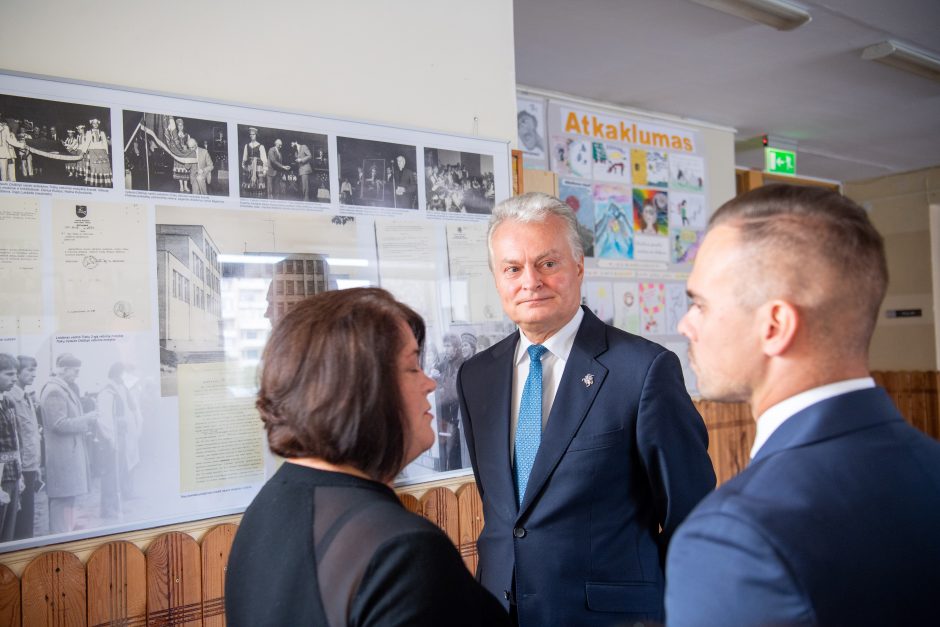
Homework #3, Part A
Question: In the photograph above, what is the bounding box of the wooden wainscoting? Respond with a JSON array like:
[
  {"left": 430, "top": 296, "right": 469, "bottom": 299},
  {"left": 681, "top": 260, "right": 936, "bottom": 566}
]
[{"left": 1, "top": 372, "right": 937, "bottom": 626}]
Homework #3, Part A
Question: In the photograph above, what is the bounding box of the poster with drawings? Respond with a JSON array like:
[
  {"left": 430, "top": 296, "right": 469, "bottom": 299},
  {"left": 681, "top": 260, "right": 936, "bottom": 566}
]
[
  {"left": 671, "top": 228, "right": 703, "bottom": 264},
  {"left": 639, "top": 282, "right": 666, "bottom": 335},
  {"left": 612, "top": 281, "right": 640, "bottom": 334},
  {"left": 631, "top": 148, "right": 668, "bottom": 188},
  {"left": 668, "top": 192, "right": 706, "bottom": 230},
  {"left": 665, "top": 283, "right": 689, "bottom": 334},
  {"left": 592, "top": 183, "right": 633, "bottom": 260},
  {"left": 582, "top": 281, "right": 614, "bottom": 326},
  {"left": 670, "top": 153, "right": 705, "bottom": 192},
  {"left": 551, "top": 136, "right": 592, "bottom": 179},
  {"left": 633, "top": 188, "right": 668, "bottom": 236},
  {"left": 558, "top": 178, "right": 596, "bottom": 257},
  {"left": 540, "top": 95, "right": 708, "bottom": 396},
  {"left": 591, "top": 142, "right": 630, "bottom": 183}
]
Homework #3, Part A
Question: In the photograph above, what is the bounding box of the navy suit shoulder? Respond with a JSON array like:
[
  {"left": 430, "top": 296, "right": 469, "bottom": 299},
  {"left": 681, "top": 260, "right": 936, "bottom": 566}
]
[{"left": 666, "top": 387, "right": 940, "bottom": 626}]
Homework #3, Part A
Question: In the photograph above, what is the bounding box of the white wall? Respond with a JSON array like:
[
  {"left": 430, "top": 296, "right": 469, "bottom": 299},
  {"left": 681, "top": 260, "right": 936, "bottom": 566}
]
[{"left": 0, "top": 0, "right": 517, "bottom": 143}]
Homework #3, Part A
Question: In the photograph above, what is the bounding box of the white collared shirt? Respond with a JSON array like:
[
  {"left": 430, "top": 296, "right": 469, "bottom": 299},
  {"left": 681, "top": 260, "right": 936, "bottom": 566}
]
[
  {"left": 750, "top": 377, "right": 876, "bottom": 459},
  {"left": 509, "top": 307, "right": 584, "bottom": 448}
]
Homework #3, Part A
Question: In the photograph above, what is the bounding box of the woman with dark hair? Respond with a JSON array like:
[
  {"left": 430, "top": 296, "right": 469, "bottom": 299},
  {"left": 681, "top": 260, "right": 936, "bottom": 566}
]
[{"left": 225, "top": 287, "right": 508, "bottom": 626}]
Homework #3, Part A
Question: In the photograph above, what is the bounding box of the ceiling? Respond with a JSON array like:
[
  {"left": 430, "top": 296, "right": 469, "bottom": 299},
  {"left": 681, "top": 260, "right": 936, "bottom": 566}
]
[{"left": 513, "top": 0, "right": 940, "bottom": 183}]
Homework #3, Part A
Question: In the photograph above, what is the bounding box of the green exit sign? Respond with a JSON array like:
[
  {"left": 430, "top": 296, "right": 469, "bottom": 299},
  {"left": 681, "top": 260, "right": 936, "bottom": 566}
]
[{"left": 765, "top": 147, "right": 797, "bottom": 175}]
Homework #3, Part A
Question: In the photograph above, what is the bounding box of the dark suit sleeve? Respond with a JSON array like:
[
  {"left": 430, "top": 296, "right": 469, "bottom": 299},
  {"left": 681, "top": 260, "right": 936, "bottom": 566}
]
[
  {"left": 352, "top": 531, "right": 510, "bottom": 627},
  {"left": 665, "top": 510, "right": 814, "bottom": 626},
  {"left": 456, "top": 364, "right": 483, "bottom": 500},
  {"left": 635, "top": 349, "right": 715, "bottom": 546}
]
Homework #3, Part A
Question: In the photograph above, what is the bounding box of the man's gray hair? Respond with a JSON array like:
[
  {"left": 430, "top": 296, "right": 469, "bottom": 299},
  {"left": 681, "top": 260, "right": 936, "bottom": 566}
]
[{"left": 487, "top": 192, "right": 584, "bottom": 266}]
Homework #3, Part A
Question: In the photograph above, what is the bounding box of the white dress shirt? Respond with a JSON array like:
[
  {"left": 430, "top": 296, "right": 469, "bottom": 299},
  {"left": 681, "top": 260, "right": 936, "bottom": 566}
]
[
  {"left": 510, "top": 307, "right": 584, "bottom": 449},
  {"left": 750, "top": 377, "right": 876, "bottom": 459}
]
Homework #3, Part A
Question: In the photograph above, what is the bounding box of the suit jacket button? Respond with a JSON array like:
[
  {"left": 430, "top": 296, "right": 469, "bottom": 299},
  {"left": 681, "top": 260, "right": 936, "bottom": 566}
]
[
  {"left": 503, "top": 590, "right": 511, "bottom": 601},
  {"left": 513, "top": 527, "right": 526, "bottom": 538}
]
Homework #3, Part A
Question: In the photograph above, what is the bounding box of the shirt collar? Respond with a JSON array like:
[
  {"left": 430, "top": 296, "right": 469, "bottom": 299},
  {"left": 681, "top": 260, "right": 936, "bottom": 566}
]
[
  {"left": 515, "top": 307, "right": 584, "bottom": 366},
  {"left": 750, "top": 377, "right": 876, "bottom": 458}
]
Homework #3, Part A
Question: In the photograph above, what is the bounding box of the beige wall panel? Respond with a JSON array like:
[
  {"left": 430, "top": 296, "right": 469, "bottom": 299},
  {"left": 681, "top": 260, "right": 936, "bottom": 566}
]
[
  {"left": 864, "top": 195, "right": 932, "bottom": 234},
  {"left": 882, "top": 231, "right": 933, "bottom": 295},
  {"left": 846, "top": 168, "right": 931, "bottom": 199},
  {"left": 0, "top": 0, "right": 518, "bottom": 143},
  {"left": 870, "top": 324, "right": 937, "bottom": 371}
]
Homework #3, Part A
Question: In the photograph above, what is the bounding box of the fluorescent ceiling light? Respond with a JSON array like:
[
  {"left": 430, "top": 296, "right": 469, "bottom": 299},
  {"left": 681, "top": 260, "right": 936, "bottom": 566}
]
[
  {"left": 326, "top": 257, "right": 369, "bottom": 267},
  {"left": 861, "top": 40, "right": 940, "bottom": 84},
  {"left": 689, "top": 0, "right": 811, "bottom": 31},
  {"left": 219, "top": 254, "right": 285, "bottom": 265}
]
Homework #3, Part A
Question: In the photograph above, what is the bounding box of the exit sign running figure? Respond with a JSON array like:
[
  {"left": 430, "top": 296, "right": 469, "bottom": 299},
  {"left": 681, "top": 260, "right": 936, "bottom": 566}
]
[{"left": 765, "top": 147, "right": 797, "bottom": 175}]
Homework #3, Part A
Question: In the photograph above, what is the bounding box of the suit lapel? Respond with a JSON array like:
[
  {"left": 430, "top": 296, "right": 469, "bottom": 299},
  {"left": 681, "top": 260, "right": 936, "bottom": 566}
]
[
  {"left": 474, "top": 331, "right": 518, "bottom": 513},
  {"left": 519, "top": 308, "right": 608, "bottom": 515}
]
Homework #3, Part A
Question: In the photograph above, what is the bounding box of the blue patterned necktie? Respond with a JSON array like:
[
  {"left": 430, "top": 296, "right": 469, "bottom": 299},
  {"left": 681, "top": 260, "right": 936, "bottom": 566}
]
[{"left": 515, "top": 344, "right": 547, "bottom": 506}]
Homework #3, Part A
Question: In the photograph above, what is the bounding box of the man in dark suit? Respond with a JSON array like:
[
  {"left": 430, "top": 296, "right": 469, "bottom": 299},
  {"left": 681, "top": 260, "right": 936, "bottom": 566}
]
[
  {"left": 457, "top": 192, "right": 715, "bottom": 626},
  {"left": 292, "top": 141, "right": 312, "bottom": 201},
  {"left": 187, "top": 137, "right": 214, "bottom": 195},
  {"left": 392, "top": 154, "right": 417, "bottom": 209},
  {"left": 266, "top": 139, "right": 290, "bottom": 199},
  {"left": 665, "top": 184, "right": 940, "bottom": 625}
]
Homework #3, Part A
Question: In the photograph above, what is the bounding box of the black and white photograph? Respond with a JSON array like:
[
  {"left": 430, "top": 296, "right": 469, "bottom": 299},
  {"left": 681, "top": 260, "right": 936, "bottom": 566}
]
[
  {"left": 236, "top": 124, "right": 330, "bottom": 203},
  {"left": 155, "top": 222, "right": 226, "bottom": 396},
  {"left": 408, "top": 324, "right": 509, "bottom": 477},
  {"left": 123, "top": 110, "right": 228, "bottom": 196},
  {"left": 0, "top": 93, "right": 113, "bottom": 188},
  {"left": 424, "top": 147, "right": 496, "bottom": 214},
  {"left": 336, "top": 137, "right": 418, "bottom": 209},
  {"left": 517, "top": 95, "right": 547, "bottom": 164},
  {"left": 0, "top": 336, "right": 173, "bottom": 546}
]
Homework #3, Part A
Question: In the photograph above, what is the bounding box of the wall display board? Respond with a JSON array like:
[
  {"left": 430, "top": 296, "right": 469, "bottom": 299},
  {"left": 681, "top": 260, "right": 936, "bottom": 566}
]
[
  {"left": 0, "top": 73, "right": 510, "bottom": 552},
  {"left": 520, "top": 92, "right": 707, "bottom": 397}
]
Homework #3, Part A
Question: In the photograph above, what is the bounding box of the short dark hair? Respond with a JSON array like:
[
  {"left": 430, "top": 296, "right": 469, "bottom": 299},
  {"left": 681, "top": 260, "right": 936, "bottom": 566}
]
[
  {"left": 710, "top": 183, "right": 887, "bottom": 354},
  {"left": 257, "top": 287, "right": 425, "bottom": 481}
]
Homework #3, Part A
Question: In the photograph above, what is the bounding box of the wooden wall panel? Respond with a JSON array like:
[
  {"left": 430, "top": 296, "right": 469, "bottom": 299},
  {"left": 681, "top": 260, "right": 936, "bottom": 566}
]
[
  {"left": 420, "top": 487, "right": 460, "bottom": 546},
  {"left": 398, "top": 493, "right": 422, "bottom": 515},
  {"left": 146, "top": 532, "right": 202, "bottom": 626},
  {"left": 695, "top": 400, "right": 754, "bottom": 486},
  {"left": 86, "top": 541, "right": 146, "bottom": 627},
  {"left": 456, "top": 483, "right": 484, "bottom": 573},
  {"left": 21, "top": 551, "right": 86, "bottom": 627},
  {"left": 0, "top": 563, "right": 20, "bottom": 627},
  {"left": 200, "top": 523, "right": 237, "bottom": 627}
]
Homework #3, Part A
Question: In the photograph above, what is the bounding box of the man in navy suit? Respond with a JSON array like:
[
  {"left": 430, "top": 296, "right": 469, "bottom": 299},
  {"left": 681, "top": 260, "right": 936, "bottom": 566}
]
[
  {"left": 665, "top": 184, "right": 940, "bottom": 625},
  {"left": 457, "top": 192, "right": 715, "bottom": 626}
]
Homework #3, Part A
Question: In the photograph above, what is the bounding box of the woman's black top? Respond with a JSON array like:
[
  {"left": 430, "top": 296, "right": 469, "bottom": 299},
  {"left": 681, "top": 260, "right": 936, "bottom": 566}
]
[{"left": 225, "top": 462, "right": 509, "bottom": 626}]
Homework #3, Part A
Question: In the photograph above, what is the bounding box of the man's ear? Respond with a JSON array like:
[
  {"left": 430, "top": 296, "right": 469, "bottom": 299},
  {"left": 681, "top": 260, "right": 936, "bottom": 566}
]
[
  {"left": 760, "top": 300, "right": 799, "bottom": 357},
  {"left": 758, "top": 300, "right": 802, "bottom": 357}
]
